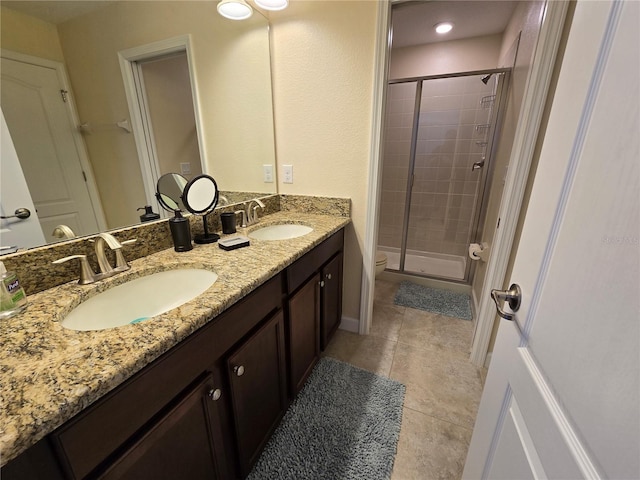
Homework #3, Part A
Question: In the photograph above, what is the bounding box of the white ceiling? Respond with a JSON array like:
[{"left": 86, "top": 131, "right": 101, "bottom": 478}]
[
  {"left": 392, "top": 1, "right": 519, "bottom": 48},
  {"left": 3, "top": 0, "right": 518, "bottom": 45},
  {"left": 2, "top": 1, "right": 114, "bottom": 24}
]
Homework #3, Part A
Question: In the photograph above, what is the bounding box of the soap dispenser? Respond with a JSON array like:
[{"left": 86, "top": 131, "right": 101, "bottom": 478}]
[
  {"left": 137, "top": 205, "right": 160, "bottom": 222},
  {"left": 169, "top": 210, "right": 192, "bottom": 252},
  {"left": 0, "top": 261, "right": 27, "bottom": 319}
]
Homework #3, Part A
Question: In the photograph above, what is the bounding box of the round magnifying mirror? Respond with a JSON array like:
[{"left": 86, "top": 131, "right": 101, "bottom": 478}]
[
  {"left": 183, "top": 174, "right": 219, "bottom": 214},
  {"left": 156, "top": 173, "right": 189, "bottom": 212},
  {"left": 182, "top": 174, "right": 220, "bottom": 244}
]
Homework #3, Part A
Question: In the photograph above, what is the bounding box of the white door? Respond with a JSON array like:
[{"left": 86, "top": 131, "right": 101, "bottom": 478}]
[
  {"left": 463, "top": 1, "right": 639, "bottom": 479},
  {"left": 1, "top": 56, "right": 101, "bottom": 242},
  {"left": 0, "top": 110, "right": 46, "bottom": 250}
]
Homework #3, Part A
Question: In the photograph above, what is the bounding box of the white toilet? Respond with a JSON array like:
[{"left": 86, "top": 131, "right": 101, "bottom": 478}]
[{"left": 375, "top": 251, "right": 388, "bottom": 277}]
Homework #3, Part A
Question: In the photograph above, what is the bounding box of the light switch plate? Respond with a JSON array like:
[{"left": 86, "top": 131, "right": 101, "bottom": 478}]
[
  {"left": 283, "top": 165, "right": 293, "bottom": 184},
  {"left": 263, "top": 164, "right": 274, "bottom": 183},
  {"left": 180, "top": 162, "right": 191, "bottom": 175}
]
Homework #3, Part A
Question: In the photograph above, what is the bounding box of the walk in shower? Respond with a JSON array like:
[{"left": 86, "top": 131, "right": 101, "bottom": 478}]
[{"left": 377, "top": 71, "right": 509, "bottom": 283}]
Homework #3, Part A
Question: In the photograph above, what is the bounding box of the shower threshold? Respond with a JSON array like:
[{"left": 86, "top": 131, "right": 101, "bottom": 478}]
[{"left": 379, "top": 247, "right": 466, "bottom": 281}]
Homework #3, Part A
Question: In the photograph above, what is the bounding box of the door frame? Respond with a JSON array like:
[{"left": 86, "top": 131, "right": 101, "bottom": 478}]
[
  {"left": 118, "top": 35, "right": 208, "bottom": 209},
  {"left": 0, "top": 49, "right": 108, "bottom": 233},
  {"left": 360, "top": 0, "right": 569, "bottom": 368}
]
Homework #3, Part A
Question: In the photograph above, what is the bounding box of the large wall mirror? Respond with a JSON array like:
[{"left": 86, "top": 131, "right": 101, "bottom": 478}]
[{"left": 0, "top": 1, "right": 276, "bottom": 250}]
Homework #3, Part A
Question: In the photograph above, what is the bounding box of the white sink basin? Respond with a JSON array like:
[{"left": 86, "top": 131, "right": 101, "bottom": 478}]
[
  {"left": 61, "top": 269, "right": 218, "bottom": 331},
  {"left": 249, "top": 224, "right": 313, "bottom": 241}
]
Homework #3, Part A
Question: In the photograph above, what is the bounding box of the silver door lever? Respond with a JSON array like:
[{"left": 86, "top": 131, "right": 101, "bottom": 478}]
[
  {"left": 1, "top": 208, "right": 31, "bottom": 220},
  {"left": 491, "top": 284, "right": 522, "bottom": 321}
]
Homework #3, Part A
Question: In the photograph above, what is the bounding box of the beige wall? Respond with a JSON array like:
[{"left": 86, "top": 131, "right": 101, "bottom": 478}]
[
  {"left": 270, "top": 0, "right": 379, "bottom": 320},
  {"left": 390, "top": 33, "right": 502, "bottom": 80},
  {"left": 0, "top": 6, "right": 65, "bottom": 62},
  {"left": 141, "top": 54, "right": 202, "bottom": 182}
]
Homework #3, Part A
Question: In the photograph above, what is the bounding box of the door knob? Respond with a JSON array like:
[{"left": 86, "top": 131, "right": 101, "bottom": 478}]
[
  {"left": 491, "top": 283, "right": 522, "bottom": 321},
  {"left": 1, "top": 208, "right": 31, "bottom": 220},
  {"left": 233, "top": 365, "right": 245, "bottom": 377}
]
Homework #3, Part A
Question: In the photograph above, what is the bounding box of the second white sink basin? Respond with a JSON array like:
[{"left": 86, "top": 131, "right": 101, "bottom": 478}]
[
  {"left": 249, "top": 224, "right": 313, "bottom": 241},
  {"left": 61, "top": 269, "right": 218, "bottom": 331}
]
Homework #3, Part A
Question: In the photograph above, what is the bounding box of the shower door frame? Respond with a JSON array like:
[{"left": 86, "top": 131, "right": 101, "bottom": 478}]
[{"left": 390, "top": 68, "right": 511, "bottom": 284}]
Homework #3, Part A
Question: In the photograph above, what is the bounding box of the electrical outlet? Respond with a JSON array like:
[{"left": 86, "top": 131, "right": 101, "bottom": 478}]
[
  {"left": 263, "top": 164, "right": 274, "bottom": 183},
  {"left": 283, "top": 165, "right": 293, "bottom": 184},
  {"left": 180, "top": 162, "right": 191, "bottom": 175}
]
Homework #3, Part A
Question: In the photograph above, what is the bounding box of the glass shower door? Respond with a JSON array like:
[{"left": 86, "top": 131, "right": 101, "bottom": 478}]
[
  {"left": 403, "top": 73, "right": 501, "bottom": 280},
  {"left": 377, "top": 81, "right": 417, "bottom": 271}
]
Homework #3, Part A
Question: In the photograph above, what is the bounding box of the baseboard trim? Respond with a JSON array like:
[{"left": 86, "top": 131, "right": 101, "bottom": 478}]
[{"left": 339, "top": 315, "right": 359, "bottom": 333}]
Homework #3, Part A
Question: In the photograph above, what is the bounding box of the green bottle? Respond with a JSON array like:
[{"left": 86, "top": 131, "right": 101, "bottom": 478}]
[{"left": 0, "top": 261, "right": 27, "bottom": 318}]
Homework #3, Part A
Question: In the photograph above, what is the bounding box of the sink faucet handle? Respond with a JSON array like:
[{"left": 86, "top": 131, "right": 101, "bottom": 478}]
[
  {"left": 114, "top": 238, "right": 137, "bottom": 272},
  {"left": 52, "top": 255, "right": 96, "bottom": 285}
]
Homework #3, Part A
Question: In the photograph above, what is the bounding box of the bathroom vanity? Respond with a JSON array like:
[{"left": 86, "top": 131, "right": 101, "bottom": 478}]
[{"left": 1, "top": 212, "right": 347, "bottom": 480}]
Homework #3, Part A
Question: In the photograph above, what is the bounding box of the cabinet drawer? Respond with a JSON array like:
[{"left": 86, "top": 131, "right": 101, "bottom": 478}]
[
  {"left": 51, "top": 273, "right": 283, "bottom": 479},
  {"left": 287, "top": 229, "right": 344, "bottom": 294}
]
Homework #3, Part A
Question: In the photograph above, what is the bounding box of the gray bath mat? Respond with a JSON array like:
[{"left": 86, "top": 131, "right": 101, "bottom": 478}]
[
  {"left": 394, "top": 281, "right": 472, "bottom": 320},
  {"left": 247, "top": 356, "right": 405, "bottom": 480}
]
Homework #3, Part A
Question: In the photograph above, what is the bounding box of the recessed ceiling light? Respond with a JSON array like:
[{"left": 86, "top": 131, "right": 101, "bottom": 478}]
[
  {"left": 255, "top": 0, "right": 289, "bottom": 11},
  {"left": 434, "top": 22, "right": 454, "bottom": 34},
  {"left": 217, "top": 0, "right": 253, "bottom": 20}
]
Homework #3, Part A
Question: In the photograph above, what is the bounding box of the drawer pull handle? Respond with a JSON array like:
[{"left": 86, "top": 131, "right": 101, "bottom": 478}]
[
  {"left": 326, "top": 273, "right": 332, "bottom": 280},
  {"left": 208, "top": 388, "right": 222, "bottom": 401},
  {"left": 234, "top": 365, "right": 245, "bottom": 377}
]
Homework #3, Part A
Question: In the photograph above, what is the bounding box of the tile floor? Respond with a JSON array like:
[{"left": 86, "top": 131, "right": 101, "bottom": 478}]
[{"left": 323, "top": 279, "right": 487, "bottom": 480}]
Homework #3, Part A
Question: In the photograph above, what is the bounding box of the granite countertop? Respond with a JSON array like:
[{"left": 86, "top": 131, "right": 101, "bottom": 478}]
[{"left": 0, "top": 211, "right": 350, "bottom": 466}]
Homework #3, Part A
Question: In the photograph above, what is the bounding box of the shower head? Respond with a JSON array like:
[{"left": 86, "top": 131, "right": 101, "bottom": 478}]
[{"left": 481, "top": 74, "right": 493, "bottom": 84}]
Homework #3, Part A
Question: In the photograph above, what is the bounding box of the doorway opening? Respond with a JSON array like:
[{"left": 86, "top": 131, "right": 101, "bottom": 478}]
[
  {"left": 119, "top": 36, "right": 206, "bottom": 217},
  {"left": 378, "top": 70, "right": 509, "bottom": 283}
]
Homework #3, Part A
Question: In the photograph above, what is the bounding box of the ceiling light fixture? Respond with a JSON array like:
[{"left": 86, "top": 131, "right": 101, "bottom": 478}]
[
  {"left": 217, "top": 0, "right": 253, "bottom": 20},
  {"left": 254, "top": 0, "right": 289, "bottom": 11},
  {"left": 434, "top": 22, "right": 454, "bottom": 34}
]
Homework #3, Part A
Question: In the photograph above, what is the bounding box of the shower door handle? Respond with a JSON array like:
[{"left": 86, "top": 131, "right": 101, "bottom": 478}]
[{"left": 471, "top": 160, "right": 485, "bottom": 171}]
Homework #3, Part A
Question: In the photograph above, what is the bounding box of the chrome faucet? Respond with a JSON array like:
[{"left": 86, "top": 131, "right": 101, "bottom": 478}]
[
  {"left": 52, "top": 234, "right": 137, "bottom": 284},
  {"left": 246, "top": 199, "right": 265, "bottom": 226}
]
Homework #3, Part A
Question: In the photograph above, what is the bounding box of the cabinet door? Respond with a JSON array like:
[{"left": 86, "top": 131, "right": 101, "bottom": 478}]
[
  {"left": 227, "top": 310, "right": 287, "bottom": 477},
  {"left": 320, "top": 252, "right": 343, "bottom": 350},
  {"left": 288, "top": 273, "right": 321, "bottom": 396},
  {"left": 98, "top": 374, "right": 225, "bottom": 480}
]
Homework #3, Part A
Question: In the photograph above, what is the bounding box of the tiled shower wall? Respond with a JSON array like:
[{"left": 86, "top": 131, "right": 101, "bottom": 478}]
[{"left": 378, "top": 75, "right": 495, "bottom": 261}]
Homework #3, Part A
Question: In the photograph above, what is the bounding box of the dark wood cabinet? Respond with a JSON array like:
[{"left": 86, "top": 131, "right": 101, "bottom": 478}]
[
  {"left": 288, "top": 273, "right": 321, "bottom": 395},
  {"left": 98, "top": 374, "right": 224, "bottom": 480},
  {"left": 226, "top": 311, "right": 287, "bottom": 477},
  {"left": 3, "top": 229, "right": 345, "bottom": 480},
  {"left": 320, "top": 252, "right": 343, "bottom": 350},
  {"left": 286, "top": 230, "right": 344, "bottom": 396}
]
